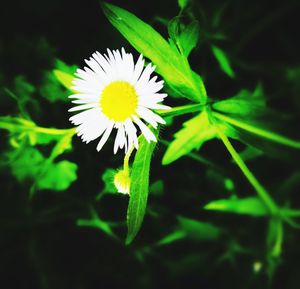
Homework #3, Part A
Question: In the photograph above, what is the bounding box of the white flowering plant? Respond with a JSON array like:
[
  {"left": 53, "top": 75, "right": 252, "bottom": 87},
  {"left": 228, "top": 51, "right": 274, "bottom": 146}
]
[{"left": 1, "top": 0, "right": 300, "bottom": 281}]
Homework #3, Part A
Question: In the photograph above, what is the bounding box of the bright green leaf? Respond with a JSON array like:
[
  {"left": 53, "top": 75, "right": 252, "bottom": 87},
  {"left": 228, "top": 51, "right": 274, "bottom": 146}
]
[
  {"left": 126, "top": 129, "right": 158, "bottom": 244},
  {"left": 211, "top": 45, "right": 235, "bottom": 78},
  {"left": 179, "top": 21, "right": 200, "bottom": 57},
  {"left": 162, "top": 111, "right": 217, "bottom": 165},
  {"left": 102, "top": 168, "right": 118, "bottom": 193},
  {"left": 102, "top": 2, "right": 206, "bottom": 103},
  {"left": 6, "top": 147, "right": 77, "bottom": 192},
  {"left": 37, "top": 160, "right": 77, "bottom": 191},
  {"left": 53, "top": 70, "right": 76, "bottom": 92},
  {"left": 168, "top": 17, "right": 200, "bottom": 58},
  {"left": 49, "top": 129, "right": 74, "bottom": 160},
  {"left": 204, "top": 196, "right": 269, "bottom": 217},
  {"left": 212, "top": 85, "right": 266, "bottom": 116}
]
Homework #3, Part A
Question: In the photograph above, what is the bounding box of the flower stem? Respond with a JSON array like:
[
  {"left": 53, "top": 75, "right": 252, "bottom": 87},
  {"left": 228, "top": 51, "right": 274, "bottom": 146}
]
[
  {"left": 213, "top": 122, "right": 279, "bottom": 215},
  {"left": 123, "top": 146, "right": 135, "bottom": 172}
]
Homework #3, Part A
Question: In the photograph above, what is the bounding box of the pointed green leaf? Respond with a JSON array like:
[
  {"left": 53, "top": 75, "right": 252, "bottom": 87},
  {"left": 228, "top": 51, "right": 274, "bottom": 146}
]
[
  {"left": 214, "top": 112, "right": 300, "bottom": 150},
  {"left": 53, "top": 70, "right": 76, "bottom": 92},
  {"left": 177, "top": 216, "right": 221, "bottom": 241},
  {"left": 156, "top": 230, "right": 186, "bottom": 246},
  {"left": 212, "top": 86, "right": 300, "bottom": 151},
  {"left": 212, "top": 85, "right": 266, "bottom": 116},
  {"left": 211, "top": 45, "right": 235, "bottom": 78},
  {"left": 126, "top": 129, "right": 158, "bottom": 244},
  {"left": 266, "top": 218, "right": 283, "bottom": 278},
  {"left": 49, "top": 129, "right": 74, "bottom": 160},
  {"left": 102, "top": 2, "right": 206, "bottom": 103},
  {"left": 204, "top": 196, "right": 269, "bottom": 217},
  {"left": 162, "top": 111, "right": 217, "bottom": 165}
]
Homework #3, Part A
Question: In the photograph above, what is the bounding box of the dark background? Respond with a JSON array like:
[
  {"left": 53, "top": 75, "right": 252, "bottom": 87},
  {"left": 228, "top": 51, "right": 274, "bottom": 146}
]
[{"left": 0, "top": 0, "right": 300, "bottom": 288}]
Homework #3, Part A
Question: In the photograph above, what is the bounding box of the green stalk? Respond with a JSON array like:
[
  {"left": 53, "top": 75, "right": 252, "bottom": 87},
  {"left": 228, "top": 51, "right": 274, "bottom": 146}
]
[{"left": 213, "top": 123, "right": 279, "bottom": 215}]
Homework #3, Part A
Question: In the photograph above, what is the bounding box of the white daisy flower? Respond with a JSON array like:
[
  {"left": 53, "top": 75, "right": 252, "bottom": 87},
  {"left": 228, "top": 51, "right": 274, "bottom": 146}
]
[{"left": 69, "top": 48, "right": 170, "bottom": 153}]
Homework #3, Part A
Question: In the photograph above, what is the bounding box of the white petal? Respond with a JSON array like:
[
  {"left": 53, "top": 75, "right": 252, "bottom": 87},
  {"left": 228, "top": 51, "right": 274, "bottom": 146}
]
[
  {"left": 146, "top": 103, "right": 171, "bottom": 110},
  {"left": 124, "top": 119, "right": 139, "bottom": 150},
  {"left": 137, "top": 107, "right": 166, "bottom": 127},
  {"left": 96, "top": 121, "right": 114, "bottom": 151},
  {"left": 136, "top": 63, "right": 155, "bottom": 87},
  {"left": 77, "top": 117, "right": 108, "bottom": 143},
  {"left": 114, "top": 124, "right": 126, "bottom": 154},
  {"left": 132, "top": 54, "right": 145, "bottom": 83},
  {"left": 72, "top": 97, "right": 99, "bottom": 104},
  {"left": 69, "top": 107, "right": 100, "bottom": 125},
  {"left": 68, "top": 93, "right": 97, "bottom": 100},
  {"left": 132, "top": 115, "right": 157, "bottom": 143},
  {"left": 68, "top": 103, "right": 98, "bottom": 112}
]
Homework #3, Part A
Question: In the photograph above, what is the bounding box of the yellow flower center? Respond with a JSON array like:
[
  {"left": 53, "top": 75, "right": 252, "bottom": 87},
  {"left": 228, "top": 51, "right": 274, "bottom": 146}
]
[{"left": 100, "top": 81, "right": 138, "bottom": 122}]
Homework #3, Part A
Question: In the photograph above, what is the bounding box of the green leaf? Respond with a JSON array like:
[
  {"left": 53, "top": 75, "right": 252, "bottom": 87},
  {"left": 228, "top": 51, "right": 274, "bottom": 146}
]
[
  {"left": 213, "top": 112, "right": 300, "bottom": 150},
  {"left": 162, "top": 111, "right": 217, "bottom": 165},
  {"left": 6, "top": 147, "right": 77, "bottom": 192},
  {"left": 177, "top": 216, "right": 221, "bottom": 241},
  {"left": 77, "top": 208, "right": 117, "bottom": 239},
  {"left": 211, "top": 45, "right": 235, "bottom": 78},
  {"left": 212, "top": 85, "right": 266, "bottom": 116},
  {"left": 14, "top": 75, "right": 36, "bottom": 104},
  {"left": 168, "top": 17, "right": 200, "bottom": 58},
  {"left": 178, "top": 0, "right": 189, "bottom": 10},
  {"left": 179, "top": 21, "right": 200, "bottom": 57},
  {"left": 102, "top": 2, "right": 206, "bottom": 103},
  {"left": 126, "top": 130, "right": 158, "bottom": 244},
  {"left": 77, "top": 218, "right": 116, "bottom": 238},
  {"left": 7, "top": 147, "right": 44, "bottom": 182},
  {"left": 37, "top": 160, "right": 77, "bottom": 191},
  {"left": 266, "top": 217, "right": 283, "bottom": 278},
  {"left": 0, "top": 116, "right": 35, "bottom": 134},
  {"left": 40, "top": 71, "right": 69, "bottom": 103},
  {"left": 0, "top": 116, "right": 75, "bottom": 147},
  {"left": 212, "top": 86, "right": 300, "bottom": 151},
  {"left": 156, "top": 230, "right": 186, "bottom": 246},
  {"left": 204, "top": 196, "right": 269, "bottom": 217},
  {"left": 49, "top": 129, "right": 74, "bottom": 160},
  {"left": 102, "top": 168, "right": 118, "bottom": 193},
  {"left": 53, "top": 70, "right": 76, "bottom": 92}
]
